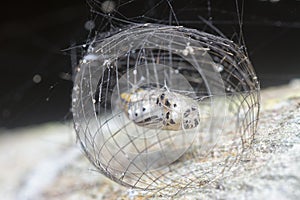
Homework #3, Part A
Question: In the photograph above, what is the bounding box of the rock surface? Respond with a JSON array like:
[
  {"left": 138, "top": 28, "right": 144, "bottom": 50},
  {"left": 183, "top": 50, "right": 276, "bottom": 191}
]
[{"left": 0, "top": 80, "right": 299, "bottom": 200}]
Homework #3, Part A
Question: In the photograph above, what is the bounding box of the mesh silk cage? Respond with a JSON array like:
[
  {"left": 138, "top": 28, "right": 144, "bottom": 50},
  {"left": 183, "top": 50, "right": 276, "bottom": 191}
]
[{"left": 72, "top": 24, "right": 260, "bottom": 195}]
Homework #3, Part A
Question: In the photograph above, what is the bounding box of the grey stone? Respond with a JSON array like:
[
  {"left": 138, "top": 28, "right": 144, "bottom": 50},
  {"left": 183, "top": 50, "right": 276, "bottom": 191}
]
[{"left": 0, "top": 80, "right": 299, "bottom": 200}]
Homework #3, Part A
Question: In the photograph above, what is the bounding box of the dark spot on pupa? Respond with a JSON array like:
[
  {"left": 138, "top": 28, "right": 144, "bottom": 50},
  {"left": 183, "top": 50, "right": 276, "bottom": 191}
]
[
  {"left": 144, "top": 117, "right": 152, "bottom": 122},
  {"left": 170, "top": 119, "right": 176, "bottom": 124},
  {"left": 191, "top": 107, "right": 196, "bottom": 111},
  {"left": 165, "top": 99, "right": 171, "bottom": 107},
  {"left": 184, "top": 109, "right": 191, "bottom": 117},
  {"left": 166, "top": 112, "right": 170, "bottom": 119},
  {"left": 142, "top": 107, "right": 146, "bottom": 111},
  {"left": 174, "top": 104, "right": 177, "bottom": 108},
  {"left": 160, "top": 93, "right": 165, "bottom": 100},
  {"left": 156, "top": 98, "right": 159, "bottom": 104},
  {"left": 135, "top": 113, "right": 138, "bottom": 117},
  {"left": 194, "top": 119, "right": 199, "bottom": 126}
]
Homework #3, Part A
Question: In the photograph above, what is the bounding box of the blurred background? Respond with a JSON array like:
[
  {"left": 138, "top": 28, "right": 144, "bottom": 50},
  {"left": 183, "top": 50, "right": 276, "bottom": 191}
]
[{"left": 0, "top": 0, "right": 299, "bottom": 128}]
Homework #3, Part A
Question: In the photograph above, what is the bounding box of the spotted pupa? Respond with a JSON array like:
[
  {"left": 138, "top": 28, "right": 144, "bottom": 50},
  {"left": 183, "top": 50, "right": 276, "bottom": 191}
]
[{"left": 120, "top": 87, "right": 200, "bottom": 131}]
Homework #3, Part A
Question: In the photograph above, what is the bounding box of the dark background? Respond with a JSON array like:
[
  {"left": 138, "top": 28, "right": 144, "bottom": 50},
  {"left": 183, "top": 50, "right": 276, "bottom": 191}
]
[{"left": 0, "top": 0, "right": 299, "bottom": 128}]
